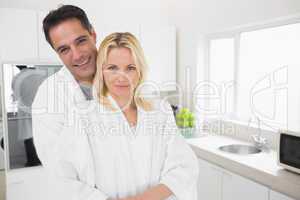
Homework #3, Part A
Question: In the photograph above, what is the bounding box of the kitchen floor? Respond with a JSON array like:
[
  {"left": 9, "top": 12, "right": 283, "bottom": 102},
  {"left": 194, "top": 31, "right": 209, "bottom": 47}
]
[{"left": 0, "top": 170, "right": 5, "bottom": 200}]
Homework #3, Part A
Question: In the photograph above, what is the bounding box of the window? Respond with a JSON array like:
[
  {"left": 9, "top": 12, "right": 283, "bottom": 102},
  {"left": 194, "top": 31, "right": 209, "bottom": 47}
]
[
  {"left": 208, "top": 38, "right": 235, "bottom": 117},
  {"left": 206, "top": 22, "right": 300, "bottom": 132}
]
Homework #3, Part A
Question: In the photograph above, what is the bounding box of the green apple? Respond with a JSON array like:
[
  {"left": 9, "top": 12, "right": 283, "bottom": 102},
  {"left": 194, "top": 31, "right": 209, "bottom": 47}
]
[
  {"left": 176, "top": 108, "right": 195, "bottom": 128},
  {"left": 177, "top": 120, "right": 184, "bottom": 127},
  {"left": 176, "top": 114, "right": 183, "bottom": 120},
  {"left": 188, "top": 113, "right": 194, "bottom": 120},
  {"left": 182, "top": 119, "right": 190, "bottom": 128},
  {"left": 189, "top": 120, "right": 194, "bottom": 127},
  {"left": 180, "top": 108, "right": 189, "bottom": 114},
  {"left": 182, "top": 112, "right": 189, "bottom": 120}
]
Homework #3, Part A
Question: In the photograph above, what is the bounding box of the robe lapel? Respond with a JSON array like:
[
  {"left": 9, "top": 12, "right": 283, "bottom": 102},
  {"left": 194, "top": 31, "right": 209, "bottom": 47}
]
[{"left": 107, "top": 95, "right": 141, "bottom": 139}]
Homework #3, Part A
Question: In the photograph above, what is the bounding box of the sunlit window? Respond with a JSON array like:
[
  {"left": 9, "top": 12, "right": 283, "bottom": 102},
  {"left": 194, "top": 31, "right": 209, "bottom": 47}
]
[
  {"left": 238, "top": 23, "right": 300, "bottom": 131},
  {"left": 207, "top": 22, "right": 300, "bottom": 132},
  {"left": 207, "top": 38, "right": 235, "bottom": 118}
]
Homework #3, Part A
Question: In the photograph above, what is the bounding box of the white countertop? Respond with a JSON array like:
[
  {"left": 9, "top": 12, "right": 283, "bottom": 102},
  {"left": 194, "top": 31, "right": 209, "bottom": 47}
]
[{"left": 187, "top": 134, "right": 300, "bottom": 199}]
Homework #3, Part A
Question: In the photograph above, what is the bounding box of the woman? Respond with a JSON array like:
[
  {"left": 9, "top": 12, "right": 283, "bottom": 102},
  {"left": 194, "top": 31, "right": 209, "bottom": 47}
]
[{"left": 51, "top": 32, "right": 199, "bottom": 200}]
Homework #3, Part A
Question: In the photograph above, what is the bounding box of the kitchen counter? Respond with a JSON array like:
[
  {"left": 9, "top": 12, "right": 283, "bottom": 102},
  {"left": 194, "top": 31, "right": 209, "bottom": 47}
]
[{"left": 187, "top": 134, "right": 300, "bottom": 199}]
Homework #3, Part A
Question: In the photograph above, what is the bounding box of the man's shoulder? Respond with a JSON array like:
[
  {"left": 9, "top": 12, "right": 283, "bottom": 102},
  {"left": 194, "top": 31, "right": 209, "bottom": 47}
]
[
  {"left": 37, "top": 66, "right": 71, "bottom": 88},
  {"left": 33, "top": 66, "right": 69, "bottom": 102}
]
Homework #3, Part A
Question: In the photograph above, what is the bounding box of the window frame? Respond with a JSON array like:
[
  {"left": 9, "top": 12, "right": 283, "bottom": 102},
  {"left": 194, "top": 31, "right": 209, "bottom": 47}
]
[{"left": 200, "top": 14, "right": 300, "bottom": 130}]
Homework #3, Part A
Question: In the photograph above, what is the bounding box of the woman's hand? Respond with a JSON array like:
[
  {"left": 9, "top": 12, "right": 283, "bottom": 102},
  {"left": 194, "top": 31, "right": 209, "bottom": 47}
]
[
  {"left": 133, "top": 184, "right": 173, "bottom": 200},
  {"left": 111, "top": 184, "right": 173, "bottom": 200}
]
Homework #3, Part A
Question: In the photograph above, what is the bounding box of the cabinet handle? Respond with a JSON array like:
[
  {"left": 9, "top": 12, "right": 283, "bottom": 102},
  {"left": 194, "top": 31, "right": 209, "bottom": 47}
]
[{"left": 10, "top": 180, "right": 25, "bottom": 185}]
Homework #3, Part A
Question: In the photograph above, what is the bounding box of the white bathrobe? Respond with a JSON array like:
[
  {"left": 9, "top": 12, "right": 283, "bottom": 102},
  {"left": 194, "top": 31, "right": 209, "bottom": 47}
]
[
  {"left": 32, "top": 65, "right": 88, "bottom": 167},
  {"left": 35, "top": 95, "right": 199, "bottom": 200}
]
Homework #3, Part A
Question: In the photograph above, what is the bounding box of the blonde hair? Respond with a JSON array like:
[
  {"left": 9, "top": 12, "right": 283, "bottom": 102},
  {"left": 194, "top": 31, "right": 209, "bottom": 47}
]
[{"left": 94, "top": 32, "right": 152, "bottom": 111}]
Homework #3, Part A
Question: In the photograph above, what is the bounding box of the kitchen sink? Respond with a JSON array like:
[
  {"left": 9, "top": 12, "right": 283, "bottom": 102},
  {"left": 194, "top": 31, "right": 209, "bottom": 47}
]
[{"left": 218, "top": 144, "right": 262, "bottom": 155}]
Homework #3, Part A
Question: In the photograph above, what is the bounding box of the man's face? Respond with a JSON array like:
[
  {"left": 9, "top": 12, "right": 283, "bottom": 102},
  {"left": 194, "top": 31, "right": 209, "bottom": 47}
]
[{"left": 49, "top": 18, "right": 97, "bottom": 84}]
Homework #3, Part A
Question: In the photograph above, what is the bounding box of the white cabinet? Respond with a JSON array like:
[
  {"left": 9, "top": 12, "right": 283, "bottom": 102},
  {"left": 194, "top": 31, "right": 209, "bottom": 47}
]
[
  {"left": 37, "top": 11, "right": 60, "bottom": 62},
  {"left": 90, "top": 22, "right": 177, "bottom": 92},
  {"left": 0, "top": 8, "right": 38, "bottom": 61},
  {"left": 7, "top": 168, "right": 43, "bottom": 200},
  {"left": 93, "top": 23, "right": 140, "bottom": 47},
  {"left": 270, "top": 190, "right": 295, "bottom": 200},
  {"left": 198, "top": 159, "right": 222, "bottom": 200},
  {"left": 140, "top": 26, "right": 176, "bottom": 92},
  {"left": 222, "top": 169, "right": 268, "bottom": 200},
  {"left": 198, "top": 158, "right": 268, "bottom": 200},
  {"left": 7, "top": 167, "right": 59, "bottom": 200},
  {"left": 0, "top": 8, "right": 60, "bottom": 63}
]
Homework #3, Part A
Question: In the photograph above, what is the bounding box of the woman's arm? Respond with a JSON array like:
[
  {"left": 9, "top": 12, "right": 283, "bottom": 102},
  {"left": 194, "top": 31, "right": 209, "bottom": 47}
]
[
  {"left": 137, "top": 184, "right": 173, "bottom": 200},
  {"left": 157, "top": 103, "right": 199, "bottom": 200},
  {"left": 117, "top": 184, "right": 173, "bottom": 200}
]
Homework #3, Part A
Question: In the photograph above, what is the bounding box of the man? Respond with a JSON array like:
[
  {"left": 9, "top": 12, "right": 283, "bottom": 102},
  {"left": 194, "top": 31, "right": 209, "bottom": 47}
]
[
  {"left": 31, "top": 5, "right": 107, "bottom": 200},
  {"left": 41, "top": 5, "right": 97, "bottom": 99}
]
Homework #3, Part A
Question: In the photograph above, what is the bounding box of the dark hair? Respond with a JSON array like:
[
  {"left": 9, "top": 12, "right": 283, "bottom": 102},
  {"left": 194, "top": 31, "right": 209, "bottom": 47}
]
[{"left": 43, "top": 5, "right": 93, "bottom": 47}]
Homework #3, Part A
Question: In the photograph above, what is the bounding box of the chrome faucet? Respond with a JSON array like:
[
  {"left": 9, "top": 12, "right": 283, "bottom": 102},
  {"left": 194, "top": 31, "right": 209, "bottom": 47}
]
[{"left": 248, "top": 117, "right": 268, "bottom": 150}]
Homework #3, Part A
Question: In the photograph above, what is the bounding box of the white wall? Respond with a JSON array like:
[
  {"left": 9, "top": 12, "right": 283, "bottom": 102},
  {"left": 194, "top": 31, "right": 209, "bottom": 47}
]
[
  {"left": 1, "top": 0, "right": 300, "bottom": 109},
  {"left": 0, "top": 0, "right": 172, "bottom": 25}
]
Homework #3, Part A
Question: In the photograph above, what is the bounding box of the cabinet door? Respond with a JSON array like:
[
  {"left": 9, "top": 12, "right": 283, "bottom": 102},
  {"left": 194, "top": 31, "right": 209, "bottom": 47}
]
[
  {"left": 270, "top": 190, "right": 295, "bottom": 200},
  {"left": 222, "top": 169, "right": 268, "bottom": 200},
  {"left": 7, "top": 167, "right": 56, "bottom": 200},
  {"left": 7, "top": 169, "right": 32, "bottom": 200},
  {"left": 0, "top": 8, "right": 38, "bottom": 61},
  {"left": 198, "top": 159, "right": 222, "bottom": 200},
  {"left": 140, "top": 26, "right": 176, "bottom": 92},
  {"left": 37, "top": 11, "right": 60, "bottom": 63},
  {"left": 92, "top": 22, "right": 140, "bottom": 47}
]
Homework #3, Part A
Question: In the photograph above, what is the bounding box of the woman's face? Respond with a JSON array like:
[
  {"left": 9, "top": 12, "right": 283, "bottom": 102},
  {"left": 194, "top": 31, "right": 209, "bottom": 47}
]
[{"left": 103, "top": 47, "right": 139, "bottom": 99}]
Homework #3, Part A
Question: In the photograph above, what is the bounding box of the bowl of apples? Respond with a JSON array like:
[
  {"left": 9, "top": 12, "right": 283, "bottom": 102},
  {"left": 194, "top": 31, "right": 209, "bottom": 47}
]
[{"left": 176, "top": 108, "right": 195, "bottom": 138}]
